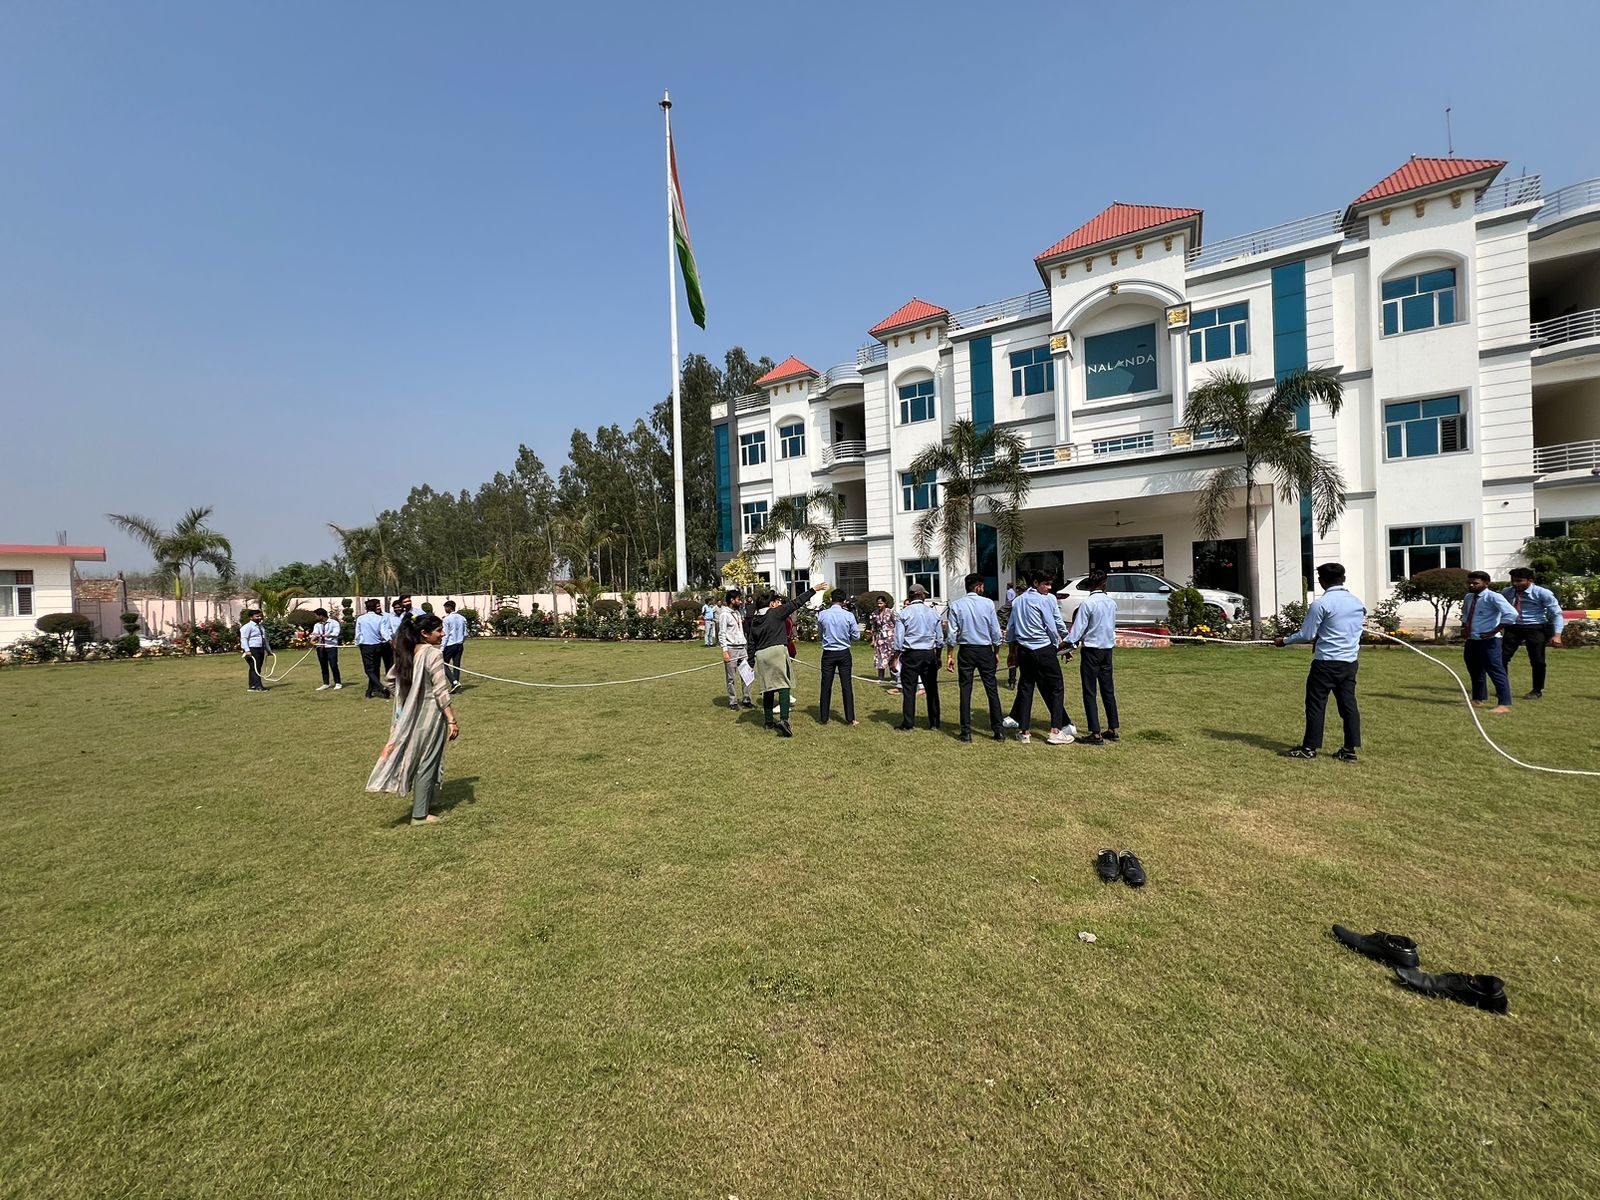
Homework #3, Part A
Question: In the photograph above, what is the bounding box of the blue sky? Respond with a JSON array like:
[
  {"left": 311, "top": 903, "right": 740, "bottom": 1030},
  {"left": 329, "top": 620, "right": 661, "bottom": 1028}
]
[{"left": 3, "top": 0, "right": 1596, "bottom": 573}]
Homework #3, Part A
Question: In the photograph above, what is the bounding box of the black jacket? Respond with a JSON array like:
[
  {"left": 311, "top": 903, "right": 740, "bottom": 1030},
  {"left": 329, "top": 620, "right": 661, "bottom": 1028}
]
[{"left": 747, "top": 590, "right": 818, "bottom": 656}]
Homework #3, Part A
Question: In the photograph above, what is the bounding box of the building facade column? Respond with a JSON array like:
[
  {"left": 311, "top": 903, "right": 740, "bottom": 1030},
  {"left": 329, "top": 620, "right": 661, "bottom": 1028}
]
[{"left": 1050, "top": 332, "right": 1073, "bottom": 447}]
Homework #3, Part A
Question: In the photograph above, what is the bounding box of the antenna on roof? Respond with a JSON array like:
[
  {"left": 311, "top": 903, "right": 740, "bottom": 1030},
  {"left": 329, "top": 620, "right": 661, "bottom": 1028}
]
[
  {"left": 55, "top": 530, "right": 67, "bottom": 545},
  {"left": 1445, "top": 104, "right": 1454, "bottom": 156}
]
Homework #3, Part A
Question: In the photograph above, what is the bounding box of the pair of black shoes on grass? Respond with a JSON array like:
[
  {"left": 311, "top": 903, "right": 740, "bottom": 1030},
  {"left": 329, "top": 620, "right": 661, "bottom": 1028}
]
[
  {"left": 1332, "top": 924, "right": 1508, "bottom": 1015},
  {"left": 1095, "top": 849, "right": 1146, "bottom": 888}
]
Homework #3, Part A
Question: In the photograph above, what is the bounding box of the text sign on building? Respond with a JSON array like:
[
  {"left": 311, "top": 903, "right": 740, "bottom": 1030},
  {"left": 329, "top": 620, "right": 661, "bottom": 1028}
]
[{"left": 1083, "top": 323, "right": 1159, "bottom": 400}]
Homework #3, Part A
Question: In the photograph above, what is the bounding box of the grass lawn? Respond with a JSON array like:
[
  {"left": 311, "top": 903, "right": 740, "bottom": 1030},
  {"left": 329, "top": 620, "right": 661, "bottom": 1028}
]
[{"left": 3, "top": 639, "right": 1599, "bottom": 1198}]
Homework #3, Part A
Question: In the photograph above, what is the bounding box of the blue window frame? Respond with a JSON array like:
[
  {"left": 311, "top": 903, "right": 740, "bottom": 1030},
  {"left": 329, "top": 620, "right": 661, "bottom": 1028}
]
[
  {"left": 739, "top": 430, "right": 767, "bottom": 467},
  {"left": 778, "top": 421, "right": 805, "bottom": 459},
  {"left": 900, "top": 470, "right": 937, "bottom": 512},
  {"left": 1388, "top": 523, "right": 1465, "bottom": 580},
  {"left": 898, "top": 379, "right": 936, "bottom": 424},
  {"left": 1009, "top": 346, "right": 1054, "bottom": 397},
  {"left": 1381, "top": 268, "right": 1457, "bottom": 335},
  {"left": 1091, "top": 432, "right": 1155, "bottom": 456},
  {"left": 1385, "top": 395, "right": 1465, "bottom": 459},
  {"left": 902, "top": 557, "right": 941, "bottom": 598},
  {"left": 741, "top": 500, "right": 768, "bottom": 536},
  {"left": 714, "top": 424, "right": 733, "bottom": 552},
  {"left": 1083, "top": 323, "right": 1159, "bottom": 400},
  {"left": 1188, "top": 302, "right": 1250, "bottom": 363}
]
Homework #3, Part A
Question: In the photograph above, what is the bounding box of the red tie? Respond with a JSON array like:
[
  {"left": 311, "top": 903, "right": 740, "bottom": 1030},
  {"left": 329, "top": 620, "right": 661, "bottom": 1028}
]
[
  {"left": 1465, "top": 594, "right": 1477, "bottom": 635},
  {"left": 1514, "top": 592, "right": 1523, "bottom": 620}
]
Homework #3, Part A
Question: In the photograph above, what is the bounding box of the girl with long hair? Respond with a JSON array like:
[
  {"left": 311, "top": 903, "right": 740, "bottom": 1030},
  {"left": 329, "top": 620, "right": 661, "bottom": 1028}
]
[{"left": 366, "top": 613, "right": 460, "bottom": 825}]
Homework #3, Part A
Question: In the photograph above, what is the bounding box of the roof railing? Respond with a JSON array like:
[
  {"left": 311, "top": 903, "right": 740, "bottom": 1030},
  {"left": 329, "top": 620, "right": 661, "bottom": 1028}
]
[
  {"left": 856, "top": 342, "right": 887, "bottom": 367},
  {"left": 1533, "top": 177, "right": 1600, "bottom": 224},
  {"left": 1186, "top": 211, "right": 1342, "bottom": 270},
  {"left": 946, "top": 289, "right": 1052, "bottom": 331},
  {"left": 1475, "top": 173, "right": 1543, "bottom": 213}
]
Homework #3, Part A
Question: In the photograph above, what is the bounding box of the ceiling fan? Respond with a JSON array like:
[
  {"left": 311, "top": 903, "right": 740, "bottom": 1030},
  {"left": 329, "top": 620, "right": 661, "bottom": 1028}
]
[{"left": 1097, "top": 510, "right": 1137, "bottom": 528}]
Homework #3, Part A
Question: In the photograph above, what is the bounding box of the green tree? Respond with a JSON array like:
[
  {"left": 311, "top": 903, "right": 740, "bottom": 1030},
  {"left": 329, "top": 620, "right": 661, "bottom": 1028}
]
[
  {"left": 906, "top": 419, "right": 1032, "bottom": 589},
  {"left": 328, "top": 523, "right": 400, "bottom": 599},
  {"left": 743, "top": 487, "right": 846, "bottom": 594},
  {"left": 250, "top": 584, "right": 307, "bottom": 620},
  {"left": 105, "top": 506, "right": 237, "bottom": 636},
  {"left": 1182, "top": 367, "right": 1346, "bottom": 639},
  {"left": 1393, "top": 567, "right": 1471, "bottom": 639}
]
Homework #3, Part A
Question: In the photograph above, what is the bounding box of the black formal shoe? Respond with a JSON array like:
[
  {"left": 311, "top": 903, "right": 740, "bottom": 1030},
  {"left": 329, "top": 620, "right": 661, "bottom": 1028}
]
[
  {"left": 1334, "top": 747, "right": 1359, "bottom": 763},
  {"left": 1281, "top": 746, "right": 1317, "bottom": 760},
  {"left": 1095, "top": 849, "right": 1121, "bottom": 883},
  {"left": 958, "top": 732, "right": 973, "bottom": 743},
  {"left": 1525, "top": 691, "right": 1543, "bottom": 700},
  {"left": 776, "top": 719, "right": 793, "bottom": 737},
  {"left": 992, "top": 731, "right": 1007, "bottom": 743},
  {"left": 764, "top": 718, "right": 776, "bottom": 729},
  {"left": 1332, "top": 924, "right": 1419, "bottom": 969},
  {"left": 895, "top": 723, "right": 916, "bottom": 732},
  {"left": 1393, "top": 967, "right": 1508, "bottom": 1015},
  {"left": 1080, "top": 734, "right": 1106, "bottom": 747},
  {"left": 741, "top": 699, "right": 755, "bottom": 708},
  {"left": 1118, "top": 851, "right": 1147, "bottom": 888},
  {"left": 1102, "top": 730, "right": 1121, "bottom": 743}
]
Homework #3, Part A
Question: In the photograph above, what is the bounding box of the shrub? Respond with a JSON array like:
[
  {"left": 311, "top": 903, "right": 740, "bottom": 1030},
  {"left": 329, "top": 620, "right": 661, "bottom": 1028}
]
[
  {"left": 285, "top": 608, "right": 319, "bottom": 630},
  {"left": 36, "top": 613, "right": 94, "bottom": 652},
  {"left": 490, "top": 607, "right": 526, "bottom": 637},
  {"left": 459, "top": 606, "right": 482, "bottom": 635},
  {"left": 114, "top": 633, "right": 142, "bottom": 658},
  {"left": 1371, "top": 593, "right": 1402, "bottom": 633},
  {"left": 592, "top": 598, "right": 624, "bottom": 617},
  {"left": 1166, "top": 586, "right": 1205, "bottom": 634},
  {"left": 1558, "top": 618, "right": 1596, "bottom": 648},
  {"left": 653, "top": 606, "right": 698, "bottom": 641},
  {"left": 1550, "top": 578, "right": 1585, "bottom": 610},
  {"left": 853, "top": 590, "right": 894, "bottom": 620},
  {"left": 792, "top": 605, "right": 820, "bottom": 643},
  {"left": 180, "top": 618, "right": 240, "bottom": 653},
  {"left": 527, "top": 608, "right": 557, "bottom": 637},
  {"left": 1270, "top": 600, "right": 1309, "bottom": 639},
  {"left": 1394, "top": 568, "right": 1471, "bottom": 638},
  {"left": 420, "top": 601, "right": 435, "bottom": 614},
  {"left": 120, "top": 611, "right": 142, "bottom": 635}
]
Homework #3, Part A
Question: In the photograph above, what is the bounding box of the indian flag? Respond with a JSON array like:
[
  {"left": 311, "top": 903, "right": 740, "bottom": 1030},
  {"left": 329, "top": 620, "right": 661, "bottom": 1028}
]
[{"left": 669, "top": 133, "right": 706, "bottom": 329}]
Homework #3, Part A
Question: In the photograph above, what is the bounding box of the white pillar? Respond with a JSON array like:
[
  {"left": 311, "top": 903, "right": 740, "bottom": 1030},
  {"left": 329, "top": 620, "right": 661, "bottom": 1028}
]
[
  {"left": 1169, "top": 326, "right": 1189, "bottom": 427},
  {"left": 1051, "top": 333, "right": 1073, "bottom": 447}
]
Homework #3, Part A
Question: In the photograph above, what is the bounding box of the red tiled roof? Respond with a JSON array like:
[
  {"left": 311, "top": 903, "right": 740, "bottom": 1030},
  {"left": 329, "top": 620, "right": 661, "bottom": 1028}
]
[
  {"left": 0, "top": 544, "right": 107, "bottom": 560},
  {"left": 1035, "top": 203, "right": 1202, "bottom": 263},
  {"left": 868, "top": 297, "right": 950, "bottom": 338},
  {"left": 756, "top": 355, "right": 819, "bottom": 387},
  {"left": 1350, "top": 156, "right": 1505, "bottom": 207}
]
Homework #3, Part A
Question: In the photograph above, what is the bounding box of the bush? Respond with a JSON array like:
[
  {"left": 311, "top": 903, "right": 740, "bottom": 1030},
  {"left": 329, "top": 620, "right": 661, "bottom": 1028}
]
[
  {"left": 420, "top": 601, "right": 435, "bottom": 614},
  {"left": 653, "top": 606, "right": 699, "bottom": 640},
  {"left": 792, "top": 605, "right": 820, "bottom": 643},
  {"left": 1270, "top": 600, "right": 1309, "bottom": 639},
  {"left": 180, "top": 618, "right": 240, "bottom": 653},
  {"left": 285, "top": 608, "right": 319, "bottom": 630},
  {"left": 1371, "top": 593, "right": 1402, "bottom": 633},
  {"left": 459, "top": 607, "right": 482, "bottom": 635},
  {"left": 1559, "top": 618, "right": 1597, "bottom": 648},
  {"left": 114, "top": 633, "right": 142, "bottom": 658},
  {"left": 592, "top": 598, "right": 624, "bottom": 618},
  {"left": 120, "top": 611, "right": 141, "bottom": 635},
  {"left": 1394, "top": 568, "right": 1471, "bottom": 638},
  {"left": 36, "top": 613, "right": 94, "bottom": 652},
  {"left": 490, "top": 607, "right": 526, "bottom": 637},
  {"left": 1550, "top": 578, "right": 1585, "bottom": 610},
  {"left": 1166, "top": 587, "right": 1205, "bottom": 634},
  {"left": 853, "top": 590, "right": 893, "bottom": 620}
]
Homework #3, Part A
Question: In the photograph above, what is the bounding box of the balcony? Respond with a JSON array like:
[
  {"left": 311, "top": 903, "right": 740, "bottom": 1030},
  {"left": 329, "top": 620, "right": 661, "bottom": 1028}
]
[
  {"left": 1186, "top": 211, "right": 1343, "bottom": 271},
  {"left": 1532, "top": 308, "right": 1600, "bottom": 348},
  {"left": 813, "top": 363, "right": 863, "bottom": 393},
  {"left": 833, "top": 518, "right": 868, "bottom": 540},
  {"left": 732, "top": 391, "right": 768, "bottom": 414},
  {"left": 1534, "top": 439, "right": 1600, "bottom": 474},
  {"left": 982, "top": 425, "right": 1234, "bottom": 474},
  {"left": 824, "top": 439, "right": 867, "bottom": 466},
  {"left": 1475, "top": 174, "right": 1543, "bottom": 214},
  {"left": 1533, "top": 177, "right": 1600, "bottom": 225},
  {"left": 856, "top": 342, "right": 888, "bottom": 367},
  {"left": 947, "top": 289, "right": 1052, "bottom": 331}
]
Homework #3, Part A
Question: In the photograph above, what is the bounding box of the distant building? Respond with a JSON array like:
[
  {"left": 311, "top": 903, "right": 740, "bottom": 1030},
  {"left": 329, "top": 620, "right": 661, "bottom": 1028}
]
[
  {"left": 710, "top": 157, "right": 1599, "bottom": 612},
  {"left": 0, "top": 544, "right": 109, "bottom": 640}
]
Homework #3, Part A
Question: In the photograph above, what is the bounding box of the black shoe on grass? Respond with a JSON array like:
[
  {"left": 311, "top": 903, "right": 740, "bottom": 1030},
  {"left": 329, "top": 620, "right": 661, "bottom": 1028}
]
[
  {"left": 1095, "top": 849, "right": 1121, "bottom": 883},
  {"left": 1334, "top": 747, "right": 1359, "bottom": 763},
  {"left": 1332, "top": 924, "right": 1419, "bottom": 969},
  {"left": 1394, "top": 967, "right": 1508, "bottom": 1015},
  {"left": 1118, "top": 851, "right": 1147, "bottom": 888}
]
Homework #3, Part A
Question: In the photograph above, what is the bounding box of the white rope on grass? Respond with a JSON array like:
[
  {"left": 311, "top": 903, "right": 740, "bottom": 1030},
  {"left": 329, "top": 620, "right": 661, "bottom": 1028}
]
[
  {"left": 247, "top": 648, "right": 316, "bottom": 683},
  {"left": 452, "top": 659, "right": 723, "bottom": 690}
]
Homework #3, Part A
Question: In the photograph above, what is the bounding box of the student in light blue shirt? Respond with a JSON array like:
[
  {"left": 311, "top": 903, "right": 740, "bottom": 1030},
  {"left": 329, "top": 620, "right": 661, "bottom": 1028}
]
[
  {"left": 943, "top": 573, "right": 1006, "bottom": 742},
  {"left": 702, "top": 599, "right": 718, "bottom": 647},
  {"left": 1460, "top": 571, "right": 1517, "bottom": 710},
  {"left": 893, "top": 585, "right": 944, "bottom": 731},
  {"left": 239, "top": 608, "right": 270, "bottom": 692},
  {"left": 1066, "top": 570, "right": 1121, "bottom": 744},
  {"left": 355, "top": 599, "right": 391, "bottom": 699},
  {"left": 1001, "top": 570, "right": 1073, "bottom": 744},
  {"left": 311, "top": 607, "right": 343, "bottom": 691},
  {"left": 441, "top": 600, "right": 468, "bottom": 691},
  {"left": 1501, "top": 567, "right": 1566, "bottom": 699},
  {"left": 1274, "top": 562, "right": 1367, "bottom": 760},
  {"left": 816, "top": 590, "right": 861, "bottom": 726}
]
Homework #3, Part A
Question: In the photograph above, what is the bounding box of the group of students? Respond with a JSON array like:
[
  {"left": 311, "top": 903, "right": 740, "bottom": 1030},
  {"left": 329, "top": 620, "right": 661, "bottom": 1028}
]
[
  {"left": 707, "top": 568, "right": 1125, "bottom": 745},
  {"left": 236, "top": 595, "right": 469, "bottom": 697}
]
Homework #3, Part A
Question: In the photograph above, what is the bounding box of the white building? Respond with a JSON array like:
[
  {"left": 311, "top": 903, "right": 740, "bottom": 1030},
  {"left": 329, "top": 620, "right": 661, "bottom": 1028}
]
[
  {"left": 709, "top": 157, "right": 1600, "bottom": 613},
  {"left": 0, "top": 544, "right": 109, "bottom": 641}
]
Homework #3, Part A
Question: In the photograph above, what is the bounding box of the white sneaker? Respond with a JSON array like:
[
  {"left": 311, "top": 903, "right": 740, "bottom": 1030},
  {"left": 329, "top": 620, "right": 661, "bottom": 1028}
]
[
  {"left": 1047, "top": 730, "right": 1075, "bottom": 745},
  {"left": 1016, "top": 730, "right": 1031, "bottom": 743},
  {"left": 333, "top": 683, "right": 344, "bottom": 690},
  {"left": 316, "top": 684, "right": 331, "bottom": 691},
  {"left": 1066, "top": 722, "right": 1078, "bottom": 739},
  {"left": 1001, "top": 716, "right": 1020, "bottom": 731}
]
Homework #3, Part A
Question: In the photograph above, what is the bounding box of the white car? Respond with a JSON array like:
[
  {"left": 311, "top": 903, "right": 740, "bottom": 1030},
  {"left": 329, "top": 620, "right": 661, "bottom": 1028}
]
[{"left": 1055, "top": 573, "right": 1247, "bottom": 626}]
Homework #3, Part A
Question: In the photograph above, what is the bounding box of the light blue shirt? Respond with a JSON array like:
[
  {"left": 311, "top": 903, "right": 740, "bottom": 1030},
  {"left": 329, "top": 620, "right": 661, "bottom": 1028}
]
[
  {"left": 1282, "top": 585, "right": 1366, "bottom": 662},
  {"left": 442, "top": 612, "right": 467, "bottom": 646},
  {"left": 702, "top": 602, "right": 717, "bottom": 623},
  {"left": 1503, "top": 583, "right": 1565, "bottom": 633},
  {"left": 1006, "top": 587, "right": 1066, "bottom": 650},
  {"left": 894, "top": 602, "right": 943, "bottom": 651},
  {"left": 817, "top": 605, "right": 859, "bottom": 651},
  {"left": 379, "top": 612, "right": 400, "bottom": 640},
  {"left": 946, "top": 591, "right": 1003, "bottom": 647},
  {"left": 1461, "top": 588, "right": 1517, "bottom": 639},
  {"left": 240, "top": 619, "right": 268, "bottom": 651},
  {"left": 312, "top": 619, "right": 341, "bottom": 647},
  {"left": 1067, "top": 591, "right": 1119, "bottom": 650},
  {"left": 355, "top": 612, "right": 386, "bottom": 645}
]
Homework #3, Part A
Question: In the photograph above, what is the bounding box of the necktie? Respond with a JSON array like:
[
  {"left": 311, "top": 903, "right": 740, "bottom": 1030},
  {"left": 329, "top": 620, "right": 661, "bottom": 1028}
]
[
  {"left": 1465, "top": 594, "right": 1477, "bottom": 637},
  {"left": 1514, "top": 592, "right": 1524, "bottom": 622}
]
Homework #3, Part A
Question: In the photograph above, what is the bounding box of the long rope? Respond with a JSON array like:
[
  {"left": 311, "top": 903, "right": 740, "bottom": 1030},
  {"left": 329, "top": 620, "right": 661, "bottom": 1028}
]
[{"left": 452, "top": 659, "right": 721, "bottom": 689}]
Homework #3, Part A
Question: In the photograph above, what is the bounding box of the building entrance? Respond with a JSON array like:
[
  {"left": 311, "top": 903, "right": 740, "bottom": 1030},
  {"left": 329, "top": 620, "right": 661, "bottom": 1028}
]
[
  {"left": 1192, "top": 539, "right": 1244, "bottom": 592},
  {"left": 1088, "top": 535, "right": 1165, "bottom": 576}
]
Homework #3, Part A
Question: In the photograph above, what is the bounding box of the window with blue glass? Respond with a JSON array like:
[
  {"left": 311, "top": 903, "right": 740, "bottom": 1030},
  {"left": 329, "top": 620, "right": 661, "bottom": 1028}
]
[
  {"left": 1385, "top": 395, "right": 1466, "bottom": 459},
  {"left": 902, "top": 558, "right": 942, "bottom": 598},
  {"left": 714, "top": 424, "right": 733, "bottom": 552},
  {"left": 1009, "top": 346, "right": 1054, "bottom": 397},
  {"left": 900, "top": 470, "right": 937, "bottom": 512},
  {"left": 1381, "top": 267, "right": 1458, "bottom": 335},
  {"left": 739, "top": 430, "right": 767, "bottom": 467},
  {"left": 1388, "top": 524, "right": 1465, "bottom": 580},
  {"left": 741, "top": 500, "right": 768, "bottom": 537},
  {"left": 1188, "top": 302, "right": 1249, "bottom": 363},
  {"left": 1083, "top": 324, "right": 1159, "bottom": 400},
  {"left": 898, "top": 379, "right": 936, "bottom": 424},
  {"left": 778, "top": 421, "right": 805, "bottom": 459}
]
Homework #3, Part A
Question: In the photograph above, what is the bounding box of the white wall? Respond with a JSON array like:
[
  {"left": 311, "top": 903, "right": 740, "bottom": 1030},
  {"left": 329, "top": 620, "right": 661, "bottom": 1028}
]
[{"left": 0, "top": 554, "right": 78, "bottom": 642}]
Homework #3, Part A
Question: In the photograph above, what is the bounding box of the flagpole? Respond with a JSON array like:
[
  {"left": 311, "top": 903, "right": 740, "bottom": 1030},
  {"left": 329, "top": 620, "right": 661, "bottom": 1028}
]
[{"left": 661, "top": 90, "right": 689, "bottom": 594}]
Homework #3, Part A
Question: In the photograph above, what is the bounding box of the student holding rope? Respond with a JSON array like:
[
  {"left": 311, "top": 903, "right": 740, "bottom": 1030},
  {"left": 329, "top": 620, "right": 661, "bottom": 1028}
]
[
  {"left": 1274, "top": 562, "right": 1365, "bottom": 762},
  {"left": 311, "top": 607, "right": 343, "bottom": 691},
  {"left": 366, "top": 613, "right": 459, "bottom": 826},
  {"left": 1501, "top": 567, "right": 1565, "bottom": 700},
  {"left": 240, "top": 609, "right": 270, "bottom": 693}
]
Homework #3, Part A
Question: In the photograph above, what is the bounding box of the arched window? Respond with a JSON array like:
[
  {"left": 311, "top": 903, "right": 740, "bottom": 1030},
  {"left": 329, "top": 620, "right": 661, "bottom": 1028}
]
[
  {"left": 1381, "top": 257, "right": 1462, "bottom": 335},
  {"left": 896, "top": 372, "right": 936, "bottom": 424}
]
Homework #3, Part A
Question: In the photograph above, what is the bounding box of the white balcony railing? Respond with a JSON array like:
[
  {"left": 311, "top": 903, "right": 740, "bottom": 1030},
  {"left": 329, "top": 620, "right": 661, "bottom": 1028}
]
[
  {"left": 1533, "top": 177, "right": 1600, "bottom": 224},
  {"left": 1534, "top": 440, "right": 1600, "bottom": 474},
  {"left": 856, "top": 342, "right": 888, "bottom": 367},
  {"left": 814, "top": 363, "right": 863, "bottom": 392},
  {"left": 1532, "top": 308, "right": 1600, "bottom": 347},
  {"left": 833, "top": 518, "right": 868, "bottom": 540},
  {"left": 1186, "top": 211, "right": 1343, "bottom": 271},
  {"left": 732, "top": 391, "right": 767, "bottom": 413},
  {"left": 977, "top": 425, "right": 1235, "bottom": 474},
  {"left": 946, "top": 289, "right": 1052, "bottom": 331},
  {"left": 1476, "top": 174, "right": 1543, "bottom": 213},
  {"left": 824, "top": 439, "right": 867, "bottom": 466}
]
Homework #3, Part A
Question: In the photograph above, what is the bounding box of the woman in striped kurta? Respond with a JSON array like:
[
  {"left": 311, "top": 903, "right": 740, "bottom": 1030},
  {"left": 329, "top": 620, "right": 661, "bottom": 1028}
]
[{"left": 366, "top": 614, "right": 460, "bottom": 825}]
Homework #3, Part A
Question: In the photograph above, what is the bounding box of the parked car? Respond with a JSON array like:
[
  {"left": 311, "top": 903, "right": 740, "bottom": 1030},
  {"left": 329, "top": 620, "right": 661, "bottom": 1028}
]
[{"left": 1055, "top": 573, "right": 1247, "bottom": 626}]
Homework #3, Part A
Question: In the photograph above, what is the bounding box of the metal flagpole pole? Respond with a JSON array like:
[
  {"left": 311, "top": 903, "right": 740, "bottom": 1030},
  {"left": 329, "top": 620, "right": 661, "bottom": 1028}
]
[{"left": 661, "top": 90, "right": 689, "bottom": 594}]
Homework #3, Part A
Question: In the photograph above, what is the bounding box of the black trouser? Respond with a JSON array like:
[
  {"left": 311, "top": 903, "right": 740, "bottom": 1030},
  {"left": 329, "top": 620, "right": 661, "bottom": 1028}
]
[
  {"left": 899, "top": 648, "right": 941, "bottom": 728},
  {"left": 819, "top": 649, "right": 855, "bottom": 723},
  {"left": 1303, "top": 658, "right": 1360, "bottom": 751},
  {"left": 1502, "top": 625, "right": 1550, "bottom": 692},
  {"left": 360, "top": 644, "right": 387, "bottom": 696},
  {"left": 442, "top": 642, "right": 464, "bottom": 687},
  {"left": 1079, "top": 646, "right": 1118, "bottom": 734},
  {"left": 245, "top": 648, "right": 265, "bottom": 690},
  {"left": 316, "top": 647, "right": 341, "bottom": 686},
  {"left": 379, "top": 642, "right": 395, "bottom": 677},
  {"left": 956, "top": 644, "right": 1003, "bottom": 736},
  {"left": 1011, "top": 645, "right": 1067, "bottom": 732}
]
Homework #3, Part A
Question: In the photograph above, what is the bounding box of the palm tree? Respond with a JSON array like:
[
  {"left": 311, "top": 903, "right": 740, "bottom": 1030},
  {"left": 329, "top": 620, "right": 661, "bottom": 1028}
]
[
  {"left": 1182, "top": 367, "right": 1346, "bottom": 638},
  {"left": 907, "top": 419, "right": 1032, "bottom": 588},
  {"left": 250, "top": 584, "right": 306, "bottom": 619},
  {"left": 328, "top": 523, "right": 399, "bottom": 598},
  {"left": 106, "top": 506, "right": 236, "bottom": 637},
  {"left": 744, "top": 487, "right": 846, "bottom": 595}
]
